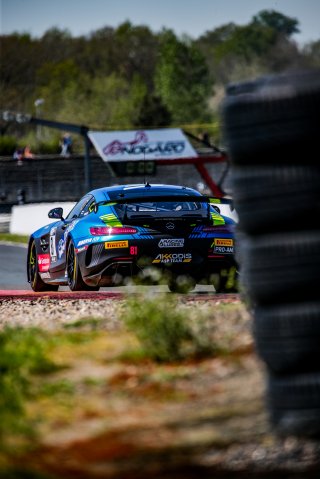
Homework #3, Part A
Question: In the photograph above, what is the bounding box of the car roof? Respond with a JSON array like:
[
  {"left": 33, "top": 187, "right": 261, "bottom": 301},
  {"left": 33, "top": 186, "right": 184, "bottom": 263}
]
[{"left": 90, "top": 184, "right": 202, "bottom": 202}]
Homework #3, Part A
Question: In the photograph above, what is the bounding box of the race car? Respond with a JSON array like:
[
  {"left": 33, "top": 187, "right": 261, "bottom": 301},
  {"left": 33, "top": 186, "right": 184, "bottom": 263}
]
[{"left": 27, "top": 184, "right": 238, "bottom": 293}]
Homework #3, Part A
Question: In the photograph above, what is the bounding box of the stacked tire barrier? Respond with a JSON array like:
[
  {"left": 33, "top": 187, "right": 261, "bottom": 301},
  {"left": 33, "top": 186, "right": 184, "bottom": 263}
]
[{"left": 222, "top": 69, "right": 320, "bottom": 437}]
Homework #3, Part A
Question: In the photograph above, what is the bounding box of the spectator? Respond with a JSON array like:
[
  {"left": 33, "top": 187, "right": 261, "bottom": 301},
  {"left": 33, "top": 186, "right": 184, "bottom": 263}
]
[
  {"left": 24, "top": 145, "right": 34, "bottom": 158},
  {"left": 13, "top": 148, "right": 24, "bottom": 166},
  {"left": 60, "top": 133, "right": 73, "bottom": 157}
]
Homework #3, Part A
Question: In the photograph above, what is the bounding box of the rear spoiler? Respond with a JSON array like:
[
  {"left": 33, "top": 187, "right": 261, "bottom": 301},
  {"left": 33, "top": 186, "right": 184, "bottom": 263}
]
[
  {"left": 96, "top": 195, "right": 233, "bottom": 206},
  {"left": 93, "top": 195, "right": 234, "bottom": 218}
]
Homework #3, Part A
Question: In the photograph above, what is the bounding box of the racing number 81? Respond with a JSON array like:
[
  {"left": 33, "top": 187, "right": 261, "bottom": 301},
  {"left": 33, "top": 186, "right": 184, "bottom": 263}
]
[{"left": 130, "top": 246, "right": 138, "bottom": 255}]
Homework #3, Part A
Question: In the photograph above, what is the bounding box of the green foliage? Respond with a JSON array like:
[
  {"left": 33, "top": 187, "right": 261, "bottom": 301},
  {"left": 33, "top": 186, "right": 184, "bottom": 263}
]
[
  {"left": 0, "top": 233, "right": 29, "bottom": 243},
  {"left": 252, "top": 9, "right": 300, "bottom": 37},
  {"left": 122, "top": 294, "right": 215, "bottom": 362},
  {"left": 0, "top": 327, "right": 57, "bottom": 445},
  {"left": 155, "top": 31, "right": 212, "bottom": 123},
  {"left": 1, "top": 11, "right": 318, "bottom": 137},
  {"left": 0, "top": 135, "right": 17, "bottom": 155}
]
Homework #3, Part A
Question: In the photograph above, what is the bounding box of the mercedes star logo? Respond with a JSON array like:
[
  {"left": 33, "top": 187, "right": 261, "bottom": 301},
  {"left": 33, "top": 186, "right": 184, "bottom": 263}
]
[{"left": 166, "top": 222, "right": 175, "bottom": 230}]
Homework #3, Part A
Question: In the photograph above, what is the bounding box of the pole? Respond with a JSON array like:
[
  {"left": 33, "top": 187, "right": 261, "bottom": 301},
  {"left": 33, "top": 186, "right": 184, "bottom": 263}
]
[{"left": 83, "top": 134, "right": 91, "bottom": 192}]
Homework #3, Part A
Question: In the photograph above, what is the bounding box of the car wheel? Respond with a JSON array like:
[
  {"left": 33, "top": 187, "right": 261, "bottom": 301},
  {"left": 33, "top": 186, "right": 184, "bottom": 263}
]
[
  {"left": 168, "top": 275, "right": 196, "bottom": 294},
  {"left": 28, "top": 240, "right": 59, "bottom": 292},
  {"left": 214, "top": 266, "right": 238, "bottom": 293},
  {"left": 67, "top": 240, "right": 100, "bottom": 291}
]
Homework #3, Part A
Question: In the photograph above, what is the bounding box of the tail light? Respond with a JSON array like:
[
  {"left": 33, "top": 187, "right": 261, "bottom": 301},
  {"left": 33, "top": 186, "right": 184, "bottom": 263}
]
[{"left": 90, "top": 226, "right": 137, "bottom": 236}]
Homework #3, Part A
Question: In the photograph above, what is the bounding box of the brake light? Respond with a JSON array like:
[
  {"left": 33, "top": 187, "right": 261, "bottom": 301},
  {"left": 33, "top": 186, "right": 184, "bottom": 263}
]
[{"left": 90, "top": 226, "right": 137, "bottom": 236}]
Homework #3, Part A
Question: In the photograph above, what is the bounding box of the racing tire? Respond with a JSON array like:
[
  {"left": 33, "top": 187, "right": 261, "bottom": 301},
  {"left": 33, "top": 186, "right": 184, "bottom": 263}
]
[
  {"left": 222, "top": 69, "right": 320, "bottom": 166},
  {"left": 168, "top": 275, "right": 196, "bottom": 294},
  {"left": 267, "top": 372, "right": 320, "bottom": 438},
  {"left": 253, "top": 302, "right": 320, "bottom": 374},
  {"left": 231, "top": 165, "right": 320, "bottom": 234},
  {"left": 28, "top": 240, "right": 59, "bottom": 292},
  {"left": 214, "top": 266, "right": 239, "bottom": 293},
  {"left": 239, "top": 230, "right": 320, "bottom": 304},
  {"left": 66, "top": 240, "right": 100, "bottom": 291}
]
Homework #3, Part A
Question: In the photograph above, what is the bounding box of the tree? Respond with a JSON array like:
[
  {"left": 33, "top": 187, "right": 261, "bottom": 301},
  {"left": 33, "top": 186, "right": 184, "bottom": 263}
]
[
  {"left": 154, "top": 30, "right": 212, "bottom": 124},
  {"left": 252, "top": 10, "right": 300, "bottom": 37}
]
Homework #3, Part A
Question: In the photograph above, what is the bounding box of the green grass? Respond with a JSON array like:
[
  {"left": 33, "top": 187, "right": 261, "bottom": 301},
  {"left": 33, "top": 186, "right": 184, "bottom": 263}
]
[
  {"left": 0, "top": 233, "right": 29, "bottom": 244},
  {"left": 122, "top": 294, "right": 217, "bottom": 362}
]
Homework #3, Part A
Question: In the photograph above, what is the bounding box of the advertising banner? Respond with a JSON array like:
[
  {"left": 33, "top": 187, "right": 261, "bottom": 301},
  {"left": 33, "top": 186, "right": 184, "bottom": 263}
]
[{"left": 88, "top": 128, "right": 198, "bottom": 161}]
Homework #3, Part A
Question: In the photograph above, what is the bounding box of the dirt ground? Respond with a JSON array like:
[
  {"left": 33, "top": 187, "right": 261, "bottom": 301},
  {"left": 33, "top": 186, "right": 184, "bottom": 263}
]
[{"left": 1, "top": 296, "right": 320, "bottom": 478}]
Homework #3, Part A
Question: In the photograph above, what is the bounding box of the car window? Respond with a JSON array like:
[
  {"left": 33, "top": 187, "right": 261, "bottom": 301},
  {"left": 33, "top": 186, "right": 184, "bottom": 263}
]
[
  {"left": 80, "top": 197, "right": 96, "bottom": 217},
  {"left": 66, "top": 195, "right": 92, "bottom": 219}
]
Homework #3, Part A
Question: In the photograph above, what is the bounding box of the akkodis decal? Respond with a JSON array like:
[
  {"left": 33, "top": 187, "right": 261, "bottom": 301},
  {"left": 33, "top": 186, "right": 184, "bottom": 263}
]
[{"left": 152, "top": 253, "right": 192, "bottom": 264}]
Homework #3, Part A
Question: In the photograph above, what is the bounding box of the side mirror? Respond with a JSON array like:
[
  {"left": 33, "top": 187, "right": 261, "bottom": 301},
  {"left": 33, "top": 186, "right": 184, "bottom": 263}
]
[{"left": 48, "top": 207, "right": 64, "bottom": 220}]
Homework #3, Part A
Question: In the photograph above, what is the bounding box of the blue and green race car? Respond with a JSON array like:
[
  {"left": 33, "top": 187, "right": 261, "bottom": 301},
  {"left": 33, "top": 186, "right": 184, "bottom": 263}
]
[{"left": 27, "top": 184, "right": 237, "bottom": 293}]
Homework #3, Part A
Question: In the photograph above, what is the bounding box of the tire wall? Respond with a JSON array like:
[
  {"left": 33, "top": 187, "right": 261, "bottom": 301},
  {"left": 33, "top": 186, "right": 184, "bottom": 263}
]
[{"left": 221, "top": 69, "right": 320, "bottom": 438}]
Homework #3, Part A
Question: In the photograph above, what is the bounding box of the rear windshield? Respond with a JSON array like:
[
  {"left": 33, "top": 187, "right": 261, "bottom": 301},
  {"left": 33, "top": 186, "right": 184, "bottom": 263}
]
[{"left": 113, "top": 201, "right": 208, "bottom": 219}]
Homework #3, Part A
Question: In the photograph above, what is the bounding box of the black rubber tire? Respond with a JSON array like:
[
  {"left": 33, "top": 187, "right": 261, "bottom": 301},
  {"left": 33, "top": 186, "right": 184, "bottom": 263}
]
[
  {"left": 267, "top": 372, "right": 320, "bottom": 438},
  {"left": 28, "top": 240, "right": 59, "bottom": 292},
  {"left": 214, "top": 266, "right": 239, "bottom": 293},
  {"left": 222, "top": 70, "right": 320, "bottom": 166},
  {"left": 231, "top": 165, "right": 320, "bottom": 234},
  {"left": 253, "top": 302, "right": 320, "bottom": 374},
  {"left": 66, "top": 240, "right": 99, "bottom": 291},
  {"left": 239, "top": 230, "right": 320, "bottom": 304},
  {"left": 168, "top": 275, "right": 196, "bottom": 294}
]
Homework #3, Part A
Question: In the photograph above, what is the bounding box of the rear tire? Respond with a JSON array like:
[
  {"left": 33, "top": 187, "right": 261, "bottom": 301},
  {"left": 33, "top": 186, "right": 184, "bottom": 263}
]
[
  {"left": 214, "top": 266, "right": 238, "bottom": 293},
  {"left": 28, "top": 240, "right": 59, "bottom": 292},
  {"left": 66, "top": 240, "right": 99, "bottom": 291},
  {"left": 168, "top": 275, "right": 196, "bottom": 294}
]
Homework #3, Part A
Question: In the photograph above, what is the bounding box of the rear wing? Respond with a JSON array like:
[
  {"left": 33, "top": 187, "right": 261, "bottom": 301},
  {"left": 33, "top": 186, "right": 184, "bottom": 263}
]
[
  {"left": 94, "top": 195, "right": 234, "bottom": 221},
  {"left": 96, "top": 195, "right": 233, "bottom": 207}
]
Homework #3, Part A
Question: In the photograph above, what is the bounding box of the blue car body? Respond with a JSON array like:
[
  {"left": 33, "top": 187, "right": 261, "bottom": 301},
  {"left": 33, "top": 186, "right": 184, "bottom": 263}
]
[{"left": 27, "top": 184, "right": 237, "bottom": 292}]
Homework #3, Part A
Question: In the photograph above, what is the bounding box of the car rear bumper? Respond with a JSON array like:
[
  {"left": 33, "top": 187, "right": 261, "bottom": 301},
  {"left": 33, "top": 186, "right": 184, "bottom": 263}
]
[{"left": 78, "top": 236, "right": 237, "bottom": 287}]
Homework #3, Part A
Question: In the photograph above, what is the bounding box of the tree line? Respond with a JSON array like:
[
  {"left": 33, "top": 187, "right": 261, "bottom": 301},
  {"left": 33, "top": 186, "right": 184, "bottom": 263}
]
[{"left": 0, "top": 9, "right": 319, "bottom": 153}]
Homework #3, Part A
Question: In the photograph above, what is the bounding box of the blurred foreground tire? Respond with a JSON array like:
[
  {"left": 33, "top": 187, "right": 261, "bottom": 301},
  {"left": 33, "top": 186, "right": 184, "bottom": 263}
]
[
  {"left": 268, "top": 372, "right": 320, "bottom": 438},
  {"left": 222, "top": 69, "right": 320, "bottom": 438},
  {"left": 253, "top": 302, "right": 320, "bottom": 374},
  {"left": 231, "top": 165, "right": 320, "bottom": 234},
  {"left": 240, "top": 231, "right": 320, "bottom": 304},
  {"left": 223, "top": 70, "right": 320, "bottom": 166}
]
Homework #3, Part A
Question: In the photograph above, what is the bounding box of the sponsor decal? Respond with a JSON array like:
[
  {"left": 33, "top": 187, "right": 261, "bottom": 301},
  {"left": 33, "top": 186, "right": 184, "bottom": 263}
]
[
  {"left": 158, "top": 238, "right": 184, "bottom": 248},
  {"left": 38, "top": 254, "right": 50, "bottom": 272},
  {"left": 49, "top": 226, "right": 57, "bottom": 262},
  {"left": 105, "top": 240, "right": 129, "bottom": 249},
  {"left": 40, "top": 272, "right": 51, "bottom": 279},
  {"left": 213, "top": 246, "right": 234, "bottom": 254},
  {"left": 152, "top": 253, "right": 192, "bottom": 264},
  {"left": 212, "top": 238, "right": 234, "bottom": 254},
  {"left": 77, "top": 238, "right": 93, "bottom": 246},
  {"left": 88, "top": 128, "right": 197, "bottom": 162},
  {"left": 213, "top": 238, "right": 234, "bottom": 247}
]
